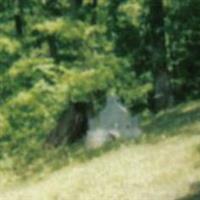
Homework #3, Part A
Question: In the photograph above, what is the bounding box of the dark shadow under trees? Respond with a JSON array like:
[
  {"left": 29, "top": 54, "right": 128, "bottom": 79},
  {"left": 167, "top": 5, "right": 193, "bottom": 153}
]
[
  {"left": 143, "top": 101, "right": 200, "bottom": 138},
  {"left": 176, "top": 182, "right": 200, "bottom": 200}
]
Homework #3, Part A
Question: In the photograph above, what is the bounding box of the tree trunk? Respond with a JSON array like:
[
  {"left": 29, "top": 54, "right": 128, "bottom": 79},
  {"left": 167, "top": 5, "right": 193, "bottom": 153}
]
[
  {"left": 44, "top": 1, "right": 59, "bottom": 62},
  {"left": 91, "top": 0, "right": 98, "bottom": 24},
  {"left": 46, "top": 0, "right": 89, "bottom": 146},
  {"left": 107, "top": 0, "right": 122, "bottom": 37},
  {"left": 74, "top": 0, "right": 83, "bottom": 8},
  {"left": 71, "top": 0, "right": 83, "bottom": 10},
  {"left": 45, "top": 0, "right": 61, "bottom": 16},
  {"left": 47, "top": 103, "right": 88, "bottom": 146},
  {"left": 154, "top": 69, "right": 173, "bottom": 110},
  {"left": 14, "top": 0, "right": 25, "bottom": 36},
  {"left": 47, "top": 35, "right": 59, "bottom": 63},
  {"left": 148, "top": 0, "right": 173, "bottom": 111},
  {"left": 70, "top": 0, "right": 83, "bottom": 19}
]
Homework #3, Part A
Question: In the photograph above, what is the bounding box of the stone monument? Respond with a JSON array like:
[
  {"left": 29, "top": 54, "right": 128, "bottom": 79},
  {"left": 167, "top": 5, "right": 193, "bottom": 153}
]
[{"left": 85, "top": 95, "right": 141, "bottom": 149}]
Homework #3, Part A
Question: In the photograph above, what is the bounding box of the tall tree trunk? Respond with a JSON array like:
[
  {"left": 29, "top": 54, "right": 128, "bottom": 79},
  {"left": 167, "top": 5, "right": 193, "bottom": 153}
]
[
  {"left": 71, "top": 0, "right": 83, "bottom": 13},
  {"left": 14, "top": 0, "right": 25, "bottom": 36},
  {"left": 45, "top": 0, "right": 61, "bottom": 16},
  {"left": 69, "top": 0, "right": 83, "bottom": 20},
  {"left": 91, "top": 0, "right": 98, "bottom": 24},
  {"left": 107, "top": 0, "right": 122, "bottom": 37},
  {"left": 46, "top": 1, "right": 90, "bottom": 146},
  {"left": 47, "top": 35, "right": 59, "bottom": 63},
  {"left": 47, "top": 103, "right": 89, "bottom": 146},
  {"left": 44, "top": 1, "right": 59, "bottom": 62},
  {"left": 74, "top": 0, "right": 83, "bottom": 8},
  {"left": 148, "top": 0, "right": 173, "bottom": 111}
]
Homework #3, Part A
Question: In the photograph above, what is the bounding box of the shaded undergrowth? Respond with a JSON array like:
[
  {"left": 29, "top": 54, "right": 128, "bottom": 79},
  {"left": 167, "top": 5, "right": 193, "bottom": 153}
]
[
  {"left": 142, "top": 100, "right": 200, "bottom": 140},
  {"left": 176, "top": 182, "right": 200, "bottom": 200},
  {"left": 0, "top": 100, "right": 200, "bottom": 184}
]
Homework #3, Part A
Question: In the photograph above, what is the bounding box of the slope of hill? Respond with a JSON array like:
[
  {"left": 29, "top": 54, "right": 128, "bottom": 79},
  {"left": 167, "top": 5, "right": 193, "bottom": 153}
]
[{"left": 0, "top": 100, "right": 200, "bottom": 200}]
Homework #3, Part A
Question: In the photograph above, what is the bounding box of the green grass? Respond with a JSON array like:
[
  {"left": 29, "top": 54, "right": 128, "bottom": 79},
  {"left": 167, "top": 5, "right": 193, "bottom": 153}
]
[{"left": 0, "top": 100, "right": 200, "bottom": 200}]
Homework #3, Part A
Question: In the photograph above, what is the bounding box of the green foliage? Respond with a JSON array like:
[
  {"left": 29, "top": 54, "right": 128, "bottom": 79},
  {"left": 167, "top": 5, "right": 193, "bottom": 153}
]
[
  {"left": 0, "top": 114, "right": 9, "bottom": 137},
  {"left": 166, "top": 0, "right": 200, "bottom": 101},
  {"left": 0, "top": 37, "right": 21, "bottom": 70},
  {"left": 0, "top": 64, "right": 114, "bottom": 158},
  {"left": 0, "top": 0, "right": 199, "bottom": 167}
]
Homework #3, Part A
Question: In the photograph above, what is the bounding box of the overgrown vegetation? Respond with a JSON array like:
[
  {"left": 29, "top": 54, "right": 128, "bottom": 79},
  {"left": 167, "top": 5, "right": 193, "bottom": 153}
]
[
  {"left": 0, "top": 0, "right": 199, "bottom": 173},
  {"left": 0, "top": 100, "right": 200, "bottom": 199}
]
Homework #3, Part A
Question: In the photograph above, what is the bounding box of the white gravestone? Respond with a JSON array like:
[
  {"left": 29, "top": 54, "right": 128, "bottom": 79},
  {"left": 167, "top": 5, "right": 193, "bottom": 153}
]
[{"left": 85, "top": 95, "right": 141, "bottom": 149}]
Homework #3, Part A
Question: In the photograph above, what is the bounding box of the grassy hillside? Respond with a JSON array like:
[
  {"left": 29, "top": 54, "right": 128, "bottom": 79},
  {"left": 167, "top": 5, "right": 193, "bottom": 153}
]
[{"left": 0, "top": 100, "right": 200, "bottom": 200}]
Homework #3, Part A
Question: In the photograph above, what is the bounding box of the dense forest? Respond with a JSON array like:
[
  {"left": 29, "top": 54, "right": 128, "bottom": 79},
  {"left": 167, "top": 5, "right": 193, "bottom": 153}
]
[{"left": 0, "top": 0, "right": 199, "bottom": 165}]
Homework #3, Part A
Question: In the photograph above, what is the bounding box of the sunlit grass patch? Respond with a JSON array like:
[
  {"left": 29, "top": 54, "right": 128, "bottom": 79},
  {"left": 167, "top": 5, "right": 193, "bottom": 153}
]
[{"left": 0, "top": 100, "right": 200, "bottom": 200}]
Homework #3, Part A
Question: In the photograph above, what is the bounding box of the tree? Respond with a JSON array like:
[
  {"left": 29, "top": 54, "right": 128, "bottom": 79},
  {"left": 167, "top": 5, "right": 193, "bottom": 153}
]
[
  {"left": 14, "top": 0, "right": 25, "bottom": 36},
  {"left": 147, "top": 0, "right": 173, "bottom": 111},
  {"left": 91, "top": 0, "right": 98, "bottom": 24},
  {"left": 70, "top": 0, "right": 83, "bottom": 19},
  {"left": 167, "top": 0, "right": 200, "bottom": 101}
]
